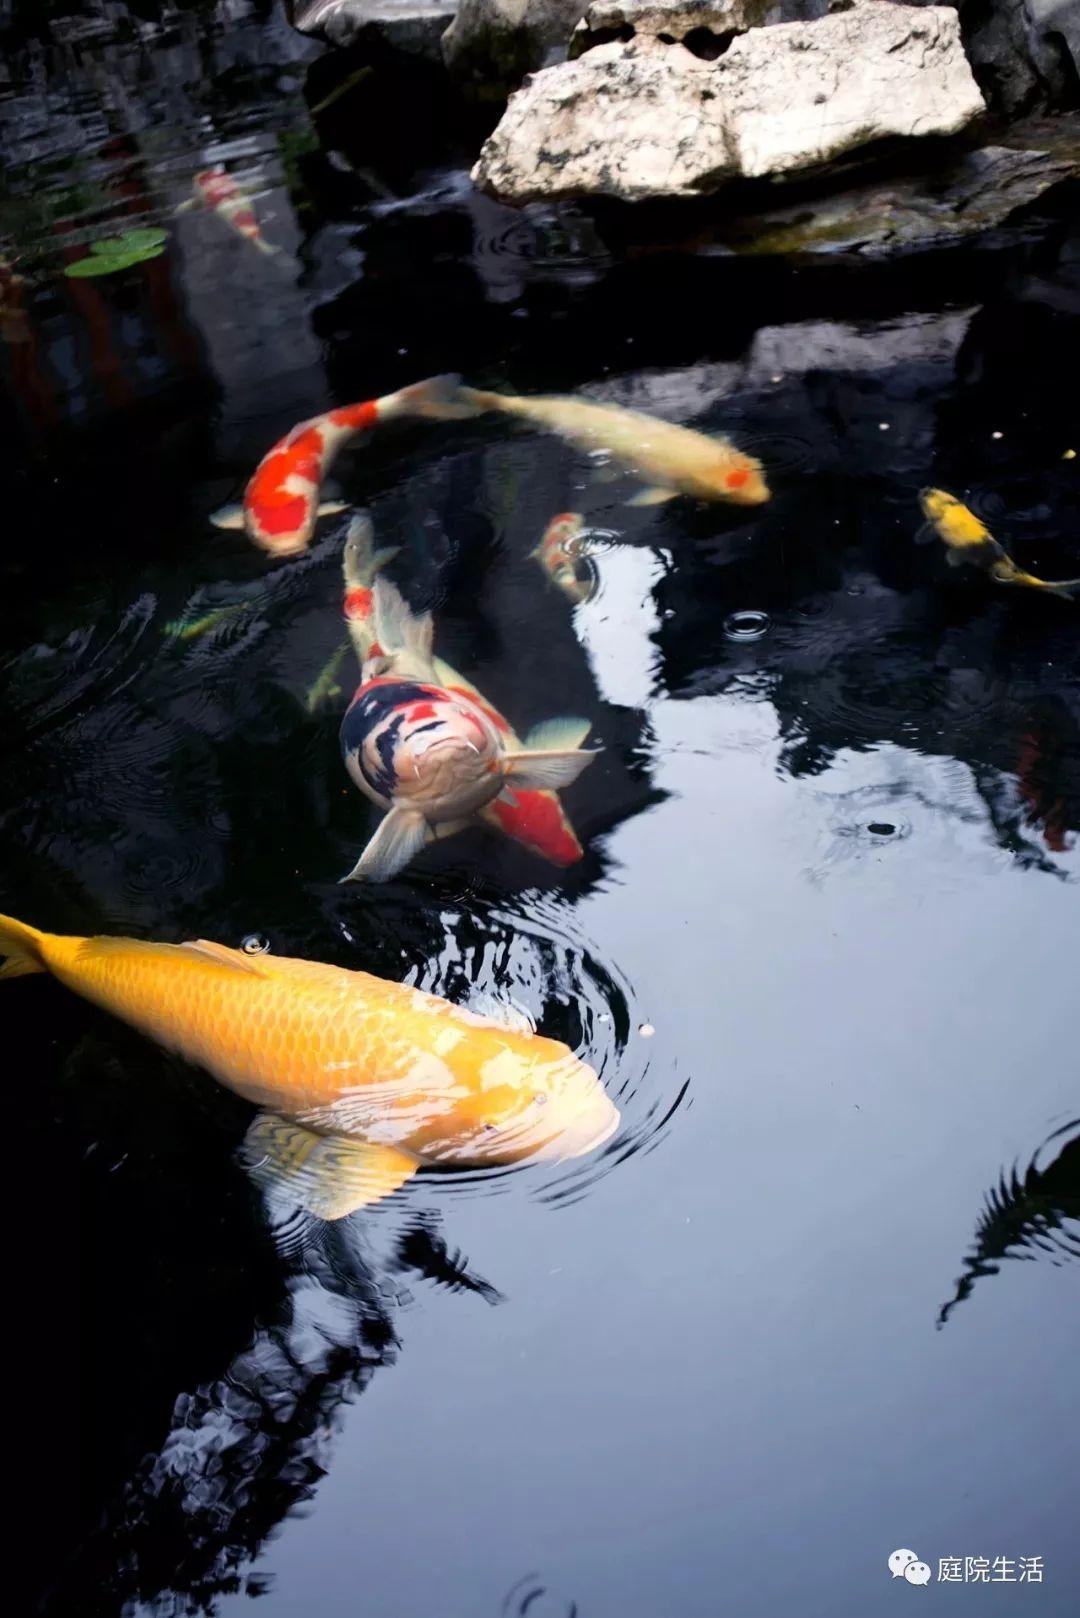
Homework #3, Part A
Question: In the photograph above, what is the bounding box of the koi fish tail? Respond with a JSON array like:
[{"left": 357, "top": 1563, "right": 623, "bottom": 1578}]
[
  {"left": 373, "top": 576, "right": 436, "bottom": 672},
  {"left": 342, "top": 514, "right": 400, "bottom": 591},
  {"left": 380, "top": 374, "right": 483, "bottom": 423},
  {"left": 1043, "top": 577, "right": 1080, "bottom": 600},
  {"left": 0, "top": 913, "right": 49, "bottom": 980}
]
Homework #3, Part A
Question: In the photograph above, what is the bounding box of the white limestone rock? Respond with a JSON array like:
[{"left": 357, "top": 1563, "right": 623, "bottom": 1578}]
[{"left": 473, "top": 2, "right": 987, "bottom": 202}]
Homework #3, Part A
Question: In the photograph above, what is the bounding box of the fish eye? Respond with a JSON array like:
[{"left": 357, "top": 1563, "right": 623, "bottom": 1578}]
[
  {"left": 482, "top": 1122, "right": 498, "bottom": 1134},
  {"left": 241, "top": 933, "right": 270, "bottom": 954},
  {"left": 534, "top": 1093, "right": 548, "bottom": 1106}
]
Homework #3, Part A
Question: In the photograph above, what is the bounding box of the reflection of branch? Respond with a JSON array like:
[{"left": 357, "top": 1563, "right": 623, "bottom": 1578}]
[
  {"left": 938, "top": 1121, "right": 1080, "bottom": 1328},
  {"left": 395, "top": 1215, "right": 506, "bottom": 1306}
]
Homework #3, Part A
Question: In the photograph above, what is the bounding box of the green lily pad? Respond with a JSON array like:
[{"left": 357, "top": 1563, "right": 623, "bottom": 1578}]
[
  {"left": 64, "top": 244, "right": 164, "bottom": 278},
  {"left": 118, "top": 227, "right": 167, "bottom": 252},
  {"left": 90, "top": 236, "right": 131, "bottom": 255}
]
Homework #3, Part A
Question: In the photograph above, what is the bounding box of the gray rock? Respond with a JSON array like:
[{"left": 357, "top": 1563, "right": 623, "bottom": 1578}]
[
  {"left": 442, "top": 0, "right": 589, "bottom": 93},
  {"left": 288, "top": 0, "right": 457, "bottom": 61},
  {"left": 717, "top": 120, "right": 1080, "bottom": 255},
  {"left": 473, "top": 2, "right": 986, "bottom": 202},
  {"left": 962, "top": 0, "right": 1080, "bottom": 117}
]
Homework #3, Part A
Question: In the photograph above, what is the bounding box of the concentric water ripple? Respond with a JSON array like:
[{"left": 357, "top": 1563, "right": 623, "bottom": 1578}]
[{"left": 329, "top": 891, "right": 687, "bottom": 1208}]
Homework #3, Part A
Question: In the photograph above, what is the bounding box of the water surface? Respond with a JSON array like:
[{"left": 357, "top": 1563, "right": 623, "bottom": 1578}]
[{"left": 2, "top": 8, "right": 1078, "bottom": 1616}]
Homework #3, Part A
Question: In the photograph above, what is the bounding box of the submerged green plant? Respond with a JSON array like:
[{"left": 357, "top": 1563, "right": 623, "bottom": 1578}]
[{"left": 63, "top": 227, "right": 168, "bottom": 278}]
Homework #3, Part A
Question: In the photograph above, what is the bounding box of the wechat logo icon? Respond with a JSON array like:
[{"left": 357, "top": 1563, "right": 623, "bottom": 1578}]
[{"left": 889, "top": 1550, "right": 932, "bottom": 1586}]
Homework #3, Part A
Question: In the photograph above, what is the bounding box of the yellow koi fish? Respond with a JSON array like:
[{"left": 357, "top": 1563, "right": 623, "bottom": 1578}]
[
  {"left": 0, "top": 914, "right": 618, "bottom": 1218},
  {"left": 918, "top": 490, "right": 1080, "bottom": 599},
  {"left": 408, "top": 376, "right": 770, "bottom": 506}
]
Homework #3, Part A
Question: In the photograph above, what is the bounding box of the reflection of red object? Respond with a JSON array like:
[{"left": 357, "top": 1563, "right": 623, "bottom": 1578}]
[{"left": 1016, "top": 729, "right": 1073, "bottom": 853}]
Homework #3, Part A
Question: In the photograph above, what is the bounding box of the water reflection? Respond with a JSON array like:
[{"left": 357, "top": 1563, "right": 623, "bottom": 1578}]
[
  {"left": 939, "top": 1120, "right": 1080, "bottom": 1327},
  {"left": 44, "top": 1182, "right": 503, "bottom": 1615}
]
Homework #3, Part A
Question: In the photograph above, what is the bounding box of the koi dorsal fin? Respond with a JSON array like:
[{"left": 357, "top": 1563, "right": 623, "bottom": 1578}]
[{"left": 179, "top": 939, "right": 271, "bottom": 976}]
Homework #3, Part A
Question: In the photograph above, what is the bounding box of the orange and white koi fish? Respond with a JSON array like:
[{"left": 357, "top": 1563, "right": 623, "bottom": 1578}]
[
  {"left": 342, "top": 516, "right": 587, "bottom": 867},
  {"left": 184, "top": 167, "right": 280, "bottom": 257},
  {"left": 415, "top": 376, "right": 771, "bottom": 506},
  {"left": 339, "top": 572, "right": 597, "bottom": 881},
  {"left": 0, "top": 914, "right": 618, "bottom": 1219},
  {"left": 213, "top": 378, "right": 476, "bottom": 558},
  {"left": 532, "top": 512, "right": 597, "bottom": 605},
  {"left": 918, "top": 490, "right": 1080, "bottom": 599}
]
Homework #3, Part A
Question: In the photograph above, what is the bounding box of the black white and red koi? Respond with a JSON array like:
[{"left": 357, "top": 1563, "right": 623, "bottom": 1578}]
[
  {"left": 341, "top": 516, "right": 588, "bottom": 867},
  {"left": 338, "top": 573, "right": 597, "bottom": 882}
]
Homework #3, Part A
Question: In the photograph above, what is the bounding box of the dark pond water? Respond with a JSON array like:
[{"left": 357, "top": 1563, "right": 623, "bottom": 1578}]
[{"left": 2, "top": 5, "right": 1078, "bottom": 1616}]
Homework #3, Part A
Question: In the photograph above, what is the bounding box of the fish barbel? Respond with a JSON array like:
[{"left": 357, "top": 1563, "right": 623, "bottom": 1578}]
[{"left": 0, "top": 914, "right": 618, "bottom": 1218}]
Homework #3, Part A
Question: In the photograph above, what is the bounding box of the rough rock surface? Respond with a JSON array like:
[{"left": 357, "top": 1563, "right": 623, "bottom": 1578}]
[
  {"left": 442, "top": 0, "right": 588, "bottom": 92},
  {"left": 569, "top": 0, "right": 772, "bottom": 54},
  {"left": 288, "top": 0, "right": 456, "bottom": 60},
  {"left": 567, "top": 0, "right": 850, "bottom": 54},
  {"left": 473, "top": 2, "right": 986, "bottom": 202},
  {"left": 716, "top": 122, "right": 1080, "bottom": 255},
  {"left": 895, "top": 0, "right": 1080, "bottom": 117}
]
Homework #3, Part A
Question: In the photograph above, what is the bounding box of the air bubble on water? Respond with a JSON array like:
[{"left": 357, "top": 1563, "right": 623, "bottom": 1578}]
[
  {"left": 663, "top": 608, "right": 676, "bottom": 620},
  {"left": 770, "top": 374, "right": 783, "bottom": 384},
  {"left": 878, "top": 422, "right": 890, "bottom": 431},
  {"left": 992, "top": 430, "right": 1003, "bottom": 439},
  {"left": 241, "top": 933, "right": 270, "bottom": 954},
  {"left": 638, "top": 1022, "right": 655, "bottom": 1038},
  {"left": 723, "top": 609, "right": 770, "bottom": 642}
]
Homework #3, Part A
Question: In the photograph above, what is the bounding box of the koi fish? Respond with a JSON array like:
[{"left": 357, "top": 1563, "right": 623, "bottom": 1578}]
[
  {"left": 412, "top": 376, "right": 770, "bottom": 506},
  {"left": 0, "top": 914, "right": 618, "bottom": 1219},
  {"left": 184, "top": 168, "right": 280, "bottom": 258},
  {"left": 531, "top": 512, "right": 597, "bottom": 605},
  {"left": 339, "top": 574, "right": 597, "bottom": 881},
  {"left": 342, "top": 515, "right": 586, "bottom": 866},
  {"left": 918, "top": 490, "right": 1080, "bottom": 599},
  {"left": 212, "top": 378, "right": 476, "bottom": 558}
]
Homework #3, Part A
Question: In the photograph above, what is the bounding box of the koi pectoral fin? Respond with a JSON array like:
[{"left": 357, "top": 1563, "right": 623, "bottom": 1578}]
[
  {"left": 520, "top": 716, "right": 591, "bottom": 754},
  {"left": 914, "top": 522, "right": 939, "bottom": 546},
  {"left": 504, "top": 748, "right": 600, "bottom": 791},
  {"left": 628, "top": 486, "right": 678, "bottom": 507},
  {"left": 210, "top": 502, "right": 247, "bottom": 532},
  {"left": 340, "top": 807, "right": 429, "bottom": 883},
  {"left": 242, "top": 1114, "right": 419, "bottom": 1219}
]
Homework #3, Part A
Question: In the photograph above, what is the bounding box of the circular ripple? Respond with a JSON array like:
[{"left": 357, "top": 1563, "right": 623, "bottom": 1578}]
[
  {"left": 346, "top": 891, "right": 687, "bottom": 1208},
  {"left": 736, "top": 429, "right": 818, "bottom": 476},
  {"left": 723, "top": 609, "right": 771, "bottom": 642}
]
